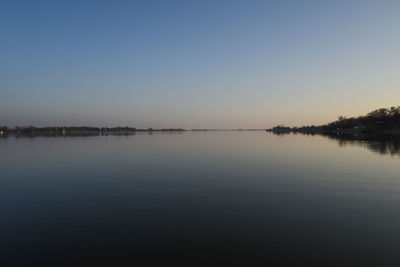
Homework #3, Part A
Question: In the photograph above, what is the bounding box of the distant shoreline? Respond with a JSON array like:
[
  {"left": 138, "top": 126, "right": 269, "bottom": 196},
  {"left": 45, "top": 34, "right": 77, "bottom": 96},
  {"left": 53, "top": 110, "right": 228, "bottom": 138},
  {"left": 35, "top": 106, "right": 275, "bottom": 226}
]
[
  {"left": 267, "top": 128, "right": 400, "bottom": 135},
  {"left": 0, "top": 127, "right": 266, "bottom": 137},
  {"left": 267, "top": 106, "right": 400, "bottom": 135}
]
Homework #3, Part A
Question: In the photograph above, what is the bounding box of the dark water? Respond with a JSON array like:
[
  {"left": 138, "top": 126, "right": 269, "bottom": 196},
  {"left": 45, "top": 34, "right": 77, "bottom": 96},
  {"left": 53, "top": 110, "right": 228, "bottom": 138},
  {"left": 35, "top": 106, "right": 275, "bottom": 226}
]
[{"left": 1, "top": 132, "right": 400, "bottom": 266}]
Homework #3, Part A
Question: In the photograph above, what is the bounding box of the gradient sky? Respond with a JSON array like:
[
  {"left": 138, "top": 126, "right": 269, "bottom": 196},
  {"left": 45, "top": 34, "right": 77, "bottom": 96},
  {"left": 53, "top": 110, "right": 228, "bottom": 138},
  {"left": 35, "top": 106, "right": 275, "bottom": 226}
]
[{"left": 1, "top": 0, "right": 400, "bottom": 128}]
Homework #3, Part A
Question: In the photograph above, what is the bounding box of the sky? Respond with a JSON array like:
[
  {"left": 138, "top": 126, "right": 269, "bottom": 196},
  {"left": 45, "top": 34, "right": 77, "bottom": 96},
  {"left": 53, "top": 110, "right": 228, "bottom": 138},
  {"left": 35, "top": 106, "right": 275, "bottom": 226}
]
[{"left": 1, "top": 0, "right": 400, "bottom": 128}]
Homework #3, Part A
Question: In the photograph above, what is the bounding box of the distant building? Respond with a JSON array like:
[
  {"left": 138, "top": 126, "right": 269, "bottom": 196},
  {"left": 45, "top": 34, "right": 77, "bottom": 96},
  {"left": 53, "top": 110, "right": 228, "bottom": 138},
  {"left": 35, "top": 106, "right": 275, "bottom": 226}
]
[{"left": 354, "top": 125, "right": 365, "bottom": 129}]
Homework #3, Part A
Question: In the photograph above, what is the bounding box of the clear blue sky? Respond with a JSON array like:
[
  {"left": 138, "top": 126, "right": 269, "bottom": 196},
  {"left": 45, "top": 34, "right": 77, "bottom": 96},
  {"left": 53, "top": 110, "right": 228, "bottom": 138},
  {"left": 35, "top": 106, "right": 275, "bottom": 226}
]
[{"left": 1, "top": 0, "right": 400, "bottom": 128}]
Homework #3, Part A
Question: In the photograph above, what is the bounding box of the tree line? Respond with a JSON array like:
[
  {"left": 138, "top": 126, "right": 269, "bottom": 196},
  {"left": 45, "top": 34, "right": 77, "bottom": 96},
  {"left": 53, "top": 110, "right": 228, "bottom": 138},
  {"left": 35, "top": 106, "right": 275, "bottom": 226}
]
[
  {"left": 269, "top": 106, "right": 400, "bottom": 133},
  {"left": 0, "top": 126, "right": 186, "bottom": 137}
]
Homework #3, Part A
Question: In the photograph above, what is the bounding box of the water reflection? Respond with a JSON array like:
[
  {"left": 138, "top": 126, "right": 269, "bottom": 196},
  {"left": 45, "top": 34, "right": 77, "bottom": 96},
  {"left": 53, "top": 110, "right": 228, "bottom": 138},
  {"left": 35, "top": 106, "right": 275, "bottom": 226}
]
[
  {"left": 273, "top": 131, "right": 400, "bottom": 157},
  {"left": 2, "top": 131, "right": 400, "bottom": 266},
  {"left": 323, "top": 133, "right": 400, "bottom": 157}
]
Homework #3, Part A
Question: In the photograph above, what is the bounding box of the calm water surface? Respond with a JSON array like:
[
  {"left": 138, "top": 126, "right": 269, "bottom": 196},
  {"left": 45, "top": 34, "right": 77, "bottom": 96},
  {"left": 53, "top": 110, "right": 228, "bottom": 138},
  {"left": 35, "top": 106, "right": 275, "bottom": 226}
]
[{"left": 1, "top": 132, "right": 400, "bottom": 266}]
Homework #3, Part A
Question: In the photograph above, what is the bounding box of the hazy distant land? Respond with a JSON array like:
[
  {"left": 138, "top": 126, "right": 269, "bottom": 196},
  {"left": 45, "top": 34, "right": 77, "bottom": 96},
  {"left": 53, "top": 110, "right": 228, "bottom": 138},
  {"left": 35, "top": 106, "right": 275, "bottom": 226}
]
[{"left": 0, "top": 126, "right": 267, "bottom": 137}]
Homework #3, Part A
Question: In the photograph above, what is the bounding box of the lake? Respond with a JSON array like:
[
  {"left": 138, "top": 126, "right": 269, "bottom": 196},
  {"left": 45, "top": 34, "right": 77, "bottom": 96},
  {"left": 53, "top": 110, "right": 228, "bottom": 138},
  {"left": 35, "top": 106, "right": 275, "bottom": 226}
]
[{"left": 1, "top": 132, "right": 400, "bottom": 266}]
